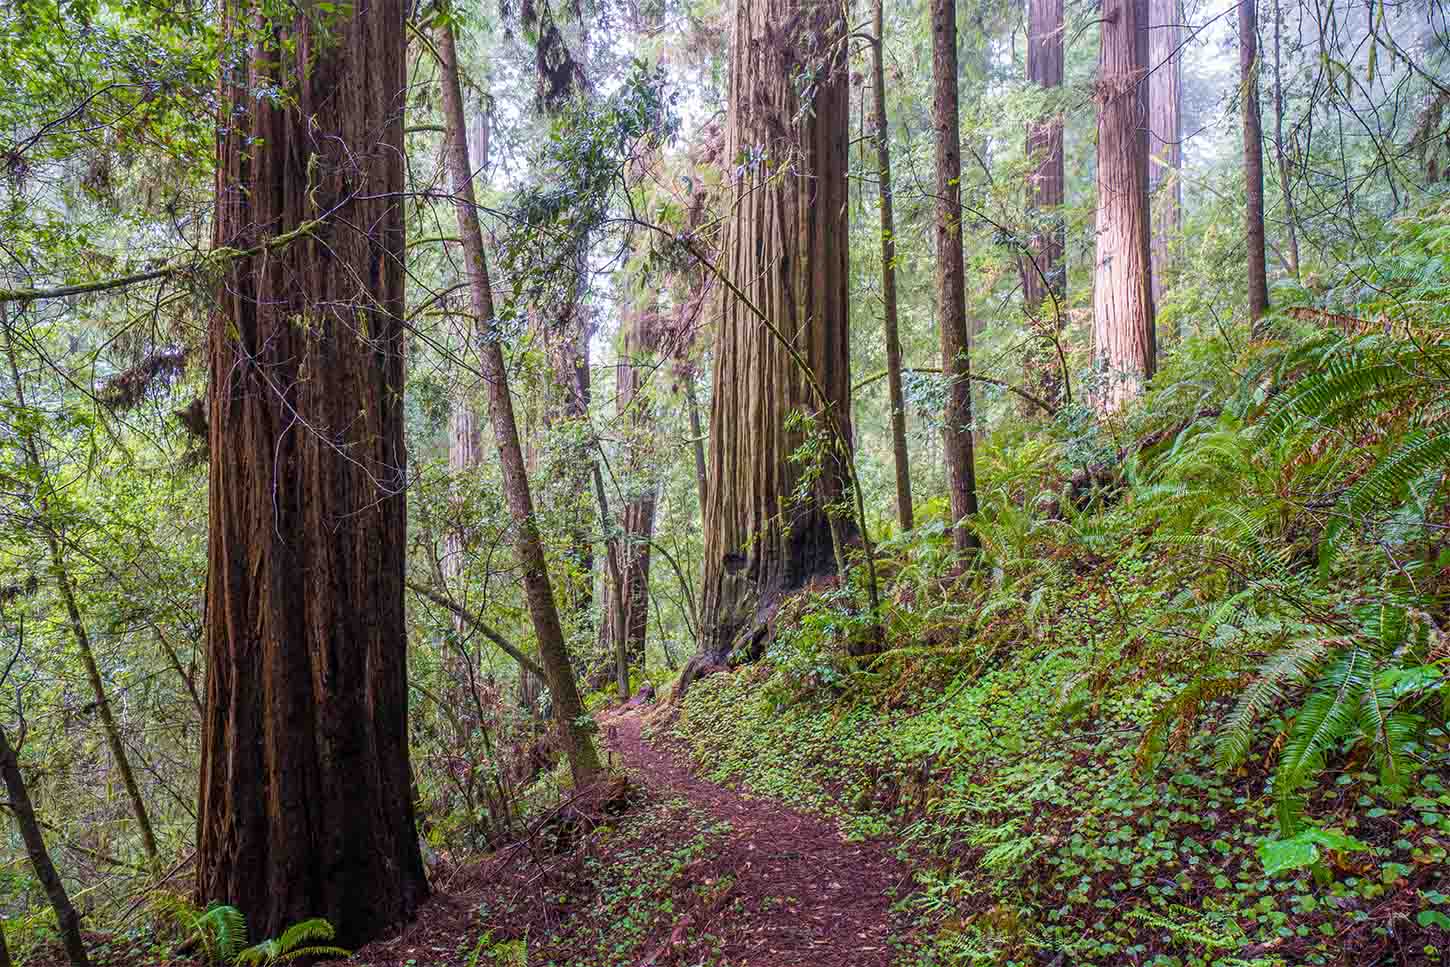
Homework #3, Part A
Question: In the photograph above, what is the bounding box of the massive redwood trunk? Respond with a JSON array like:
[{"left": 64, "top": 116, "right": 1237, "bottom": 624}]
[
  {"left": 689, "top": 0, "right": 855, "bottom": 680},
  {"left": 1024, "top": 0, "right": 1066, "bottom": 405},
  {"left": 1092, "top": 0, "right": 1157, "bottom": 412},
  {"left": 197, "top": 0, "right": 427, "bottom": 945},
  {"left": 932, "top": 0, "right": 980, "bottom": 551},
  {"left": 1240, "top": 0, "right": 1271, "bottom": 328},
  {"left": 1148, "top": 0, "right": 1182, "bottom": 310}
]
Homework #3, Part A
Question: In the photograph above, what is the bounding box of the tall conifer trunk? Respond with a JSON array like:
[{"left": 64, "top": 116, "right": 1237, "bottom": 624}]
[
  {"left": 599, "top": 304, "right": 658, "bottom": 695},
  {"left": 932, "top": 0, "right": 980, "bottom": 551},
  {"left": 688, "top": 0, "right": 855, "bottom": 682},
  {"left": 1148, "top": 0, "right": 1181, "bottom": 310},
  {"left": 1092, "top": 0, "right": 1156, "bottom": 412},
  {"left": 870, "top": 0, "right": 914, "bottom": 531},
  {"left": 197, "top": 0, "right": 427, "bottom": 944},
  {"left": 1024, "top": 0, "right": 1065, "bottom": 404},
  {"left": 1240, "top": 0, "right": 1271, "bottom": 328}
]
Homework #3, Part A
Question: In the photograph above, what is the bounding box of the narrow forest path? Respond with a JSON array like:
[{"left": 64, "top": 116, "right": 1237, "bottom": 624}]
[{"left": 599, "top": 708, "right": 913, "bottom": 967}]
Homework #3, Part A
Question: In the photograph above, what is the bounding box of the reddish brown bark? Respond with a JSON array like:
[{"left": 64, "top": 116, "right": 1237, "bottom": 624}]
[
  {"left": 1241, "top": 0, "right": 1271, "bottom": 328},
  {"left": 932, "top": 0, "right": 980, "bottom": 551},
  {"left": 691, "top": 0, "right": 856, "bottom": 676},
  {"left": 1092, "top": 0, "right": 1157, "bottom": 412},
  {"left": 197, "top": 0, "right": 427, "bottom": 945},
  {"left": 870, "top": 0, "right": 914, "bottom": 531},
  {"left": 434, "top": 20, "right": 603, "bottom": 783}
]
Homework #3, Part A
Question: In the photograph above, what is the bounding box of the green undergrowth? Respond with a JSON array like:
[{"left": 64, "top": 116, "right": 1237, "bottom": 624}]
[
  {"left": 478, "top": 794, "right": 737, "bottom": 967},
  {"left": 665, "top": 601, "right": 1448, "bottom": 965},
  {"left": 658, "top": 206, "right": 1450, "bottom": 966}
]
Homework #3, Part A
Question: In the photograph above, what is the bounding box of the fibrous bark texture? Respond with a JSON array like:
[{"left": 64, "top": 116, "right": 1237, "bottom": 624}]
[
  {"left": 1148, "top": 0, "right": 1181, "bottom": 310},
  {"left": 1092, "top": 0, "right": 1157, "bottom": 412},
  {"left": 434, "top": 20, "right": 603, "bottom": 784},
  {"left": 1240, "top": 0, "right": 1271, "bottom": 328},
  {"left": 870, "top": 0, "right": 913, "bottom": 531},
  {"left": 932, "top": 0, "right": 980, "bottom": 551},
  {"left": 691, "top": 0, "right": 855, "bottom": 678},
  {"left": 197, "top": 0, "right": 427, "bottom": 945},
  {"left": 1024, "top": 0, "right": 1066, "bottom": 406}
]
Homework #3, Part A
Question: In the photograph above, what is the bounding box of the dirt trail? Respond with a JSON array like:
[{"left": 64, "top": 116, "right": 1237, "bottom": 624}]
[{"left": 603, "top": 709, "right": 911, "bottom": 967}]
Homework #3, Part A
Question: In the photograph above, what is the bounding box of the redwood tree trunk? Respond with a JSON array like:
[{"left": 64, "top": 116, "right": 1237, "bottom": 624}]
[
  {"left": 1148, "top": 0, "right": 1181, "bottom": 310},
  {"left": 1241, "top": 0, "right": 1271, "bottom": 328},
  {"left": 1024, "top": 0, "right": 1065, "bottom": 406},
  {"left": 197, "top": 0, "right": 427, "bottom": 945},
  {"left": 870, "top": 0, "right": 914, "bottom": 531},
  {"left": 0, "top": 724, "right": 89, "bottom": 967},
  {"left": 435, "top": 19, "right": 603, "bottom": 783},
  {"left": 1092, "top": 0, "right": 1157, "bottom": 412},
  {"left": 690, "top": 0, "right": 856, "bottom": 679},
  {"left": 932, "top": 0, "right": 980, "bottom": 551}
]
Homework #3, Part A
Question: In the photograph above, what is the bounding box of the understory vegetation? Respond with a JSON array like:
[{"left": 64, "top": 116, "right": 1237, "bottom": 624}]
[{"left": 657, "top": 207, "right": 1450, "bottom": 965}]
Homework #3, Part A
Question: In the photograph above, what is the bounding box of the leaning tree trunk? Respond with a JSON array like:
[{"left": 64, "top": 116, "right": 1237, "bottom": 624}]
[
  {"left": 0, "top": 723, "right": 89, "bottom": 967},
  {"left": 0, "top": 314, "right": 159, "bottom": 867},
  {"left": 687, "top": 0, "right": 856, "bottom": 684},
  {"left": 1024, "top": 0, "right": 1065, "bottom": 405},
  {"left": 1092, "top": 0, "right": 1157, "bottom": 413},
  {"left": 1148, "top": 0, "right": 1182, "bottom": 312},
  {"left": 197, "top": 0, "right": 427, "bottom": 946},
  {"left": 870, "top": 0, "right": 914, "bottom": 531},
  {"left": 932, "top": 0, "right": 980, "bottom": 552},
  {"left": 1240, "top": 0, "right": 1271, "bottom": 330},
  {"left": 435, "top": 18, "right": 603, "bottom": 784}
]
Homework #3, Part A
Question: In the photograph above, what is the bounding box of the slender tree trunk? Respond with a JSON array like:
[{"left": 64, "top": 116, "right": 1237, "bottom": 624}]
[
  {"left": 0, "top": 723, "right": 89, "bottom": 967},
  {"left": 689, "top": 0, "right": 857, "bottom": 682},
  {"left": 51, "top": 565, "right": 159, "bottom": 864},
  {"left": 1024, "top": 0, "right": 1065, "bottom": 405},
  {"left": 1241, "top": 0, "right": 1271, "bottom": 328},
  {"left": 1092, "top": 0, "right": 1157, "bottom": 412},
  {"left": 931, "top": 0, "right": 980, "bottom": 551},
  {"left": 685, "top": 378, "right": 708, "bottom": 518},
  {"left": 599, "top": 306, "right": 657, "bottom": 696},
  {"left": 1148, "top": 0, "right": 1181, "bottom": 310},
  {"left": 870, "top": 0, "right": 914, "bottom": 531},
  {"left": 435, "top": 19, "right": 603, "bottom": 783},
  {"left": 197, "top": 0, "right": 427, "bottom": 945},
  {"left": 0, "top": 314, "right": 159, "bottom": 866},
  {"left": 1271, "top": 0, "right": 1299, "bottom": 278},
  {"left": 0, "top": 920, "right": 12, "bottom": 967}
]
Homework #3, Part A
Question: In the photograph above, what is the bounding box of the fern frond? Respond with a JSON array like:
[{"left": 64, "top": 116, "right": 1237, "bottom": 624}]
[
  {"left": 276, "top": 918, "right": 336, "bottom": 951},
  {"left": 1215, "top": 636, "right": 1337, "bottom": 770},
  {"left": 1324, "top": 429, "right": 1450, "bottom": 552},
  {"left": 1272, "top": 644, "right": 1374, "bottom": 833},
  {"left": 195, "top": 904, "right": 247, "bottom": 961}
]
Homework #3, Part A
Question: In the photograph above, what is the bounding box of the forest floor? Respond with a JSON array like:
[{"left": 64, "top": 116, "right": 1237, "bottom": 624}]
[
  {"left": 30, "top": 699, "right": 917, "bottom": 967},
  {"left": 346, "top": 703, "right": 917, "bottom": 967}
]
